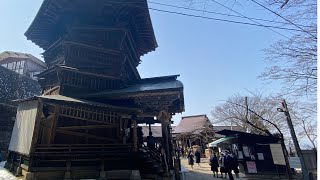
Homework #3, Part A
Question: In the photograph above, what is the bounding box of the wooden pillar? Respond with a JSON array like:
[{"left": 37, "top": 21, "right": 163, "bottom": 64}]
[
  {"left": 168, "top": 122, "right": 174, "bottom": 169},
  {"left": 160, "top": 111, "right": 173, "bottom": 171},
  {"left": 133, "top": 120, "right": 138, "bottom": 152},
  {"left": 49, "top": 106, "right": 60, "bottom": 144},
  {"left": 122, "top": 118, "right": 129, "bottom": 144}
]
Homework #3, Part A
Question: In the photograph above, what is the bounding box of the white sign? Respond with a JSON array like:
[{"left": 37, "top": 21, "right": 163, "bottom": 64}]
[
  {"left": 238, "top": 151, "right": 243, "bottom": 159},
  {"left": 289, "top": 157, "right": 301, "bottom": 168},
  {"left": 270, "top": 144, "right": 286, "bottom": 165},
  {"left": 257, "top": 153, "right": 264, "bottom": 160},
  {"left": 243, "top": 146, "right": 250, "bottom": 157},
  {"left": 246, "top": 161, "right": 257, "bottom": 173}
]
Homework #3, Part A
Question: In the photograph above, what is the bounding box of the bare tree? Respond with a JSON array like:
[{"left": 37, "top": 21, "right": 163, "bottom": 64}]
[
  {"left": 211, "top": 92, "right": 316, "bottom": 148},
  {"left": 289, "top": 101, "right": 317, "bottom": 149},
  {"left": 182, "top": 0, "right": 316, "bottom": 96},
  {"left": 211, "top": 93, "right": 288, "bottom": 134},
  {"left": 259, "top": 0, "right": 317, "bottom": 96}
]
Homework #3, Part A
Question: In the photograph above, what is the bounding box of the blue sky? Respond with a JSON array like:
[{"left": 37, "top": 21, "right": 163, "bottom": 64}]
[{"left": 0, "top": 0, "right": 291, "bottom": 125}]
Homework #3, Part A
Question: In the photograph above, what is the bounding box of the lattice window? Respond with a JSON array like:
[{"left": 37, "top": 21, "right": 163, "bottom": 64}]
[
  {"left": 68, "top": 45, "right": 121, "bottom": 66},
  {"left": 63, "top": 71, "right": 121, "bottom": 90},
  {"left": 60, "top": 105, "right": 120, "bottom": 124}
]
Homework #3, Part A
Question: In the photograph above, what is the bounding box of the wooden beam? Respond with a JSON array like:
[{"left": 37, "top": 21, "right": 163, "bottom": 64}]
[
  {"left": 59, "top": 114, "right": 107, "bottom": 124},
  {"left": 55, "top": 129, "right": 117, "bottom": 142},
  {"left": 133, "top": 120, "right": 137, "bottom": 152},
  {"left": 56, "top": 124, "right": 118, "bottom": 130}
]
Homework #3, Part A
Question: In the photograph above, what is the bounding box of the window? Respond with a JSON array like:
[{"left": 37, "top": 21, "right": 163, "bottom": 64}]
[{"left": 2, "top": 60, "right": 25, "bottom": 74}]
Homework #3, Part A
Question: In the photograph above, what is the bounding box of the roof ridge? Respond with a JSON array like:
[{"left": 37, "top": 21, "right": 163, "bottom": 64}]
[
  {"left": 181, "top": 114, "right": 207, "bottom": 119},
  {"left": 0, "top": 51, "right": 46, "bottom": 67}
]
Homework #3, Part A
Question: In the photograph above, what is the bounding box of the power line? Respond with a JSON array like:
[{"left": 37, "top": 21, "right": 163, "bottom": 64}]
[
  {"left": 248, "top": 0, "right": 317, "bottom": 39},
  {"left": 149, "top": 8, "right": 303, "bottom": 33},
  {"left": 209, "top": 0, "right": 291, "bottom": 39},
  {"left": 102, "top": 1, "right": 304, "bottom": 35},
  {"left": 148, "top": 1, "right": 310, "bottom": 28}
]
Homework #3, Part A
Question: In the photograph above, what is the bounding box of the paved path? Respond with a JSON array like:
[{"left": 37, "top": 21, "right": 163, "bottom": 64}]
[
  {"left": 180, "top": 158, "right": 247, "bottom": 180},
  {"left": 0, "top": 162, "right": 19, "bottom": 180}
]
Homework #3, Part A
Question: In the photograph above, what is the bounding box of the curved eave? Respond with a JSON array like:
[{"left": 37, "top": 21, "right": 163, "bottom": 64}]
[{"left": 25, "top": 0, "right": 158, "bottom": 56}]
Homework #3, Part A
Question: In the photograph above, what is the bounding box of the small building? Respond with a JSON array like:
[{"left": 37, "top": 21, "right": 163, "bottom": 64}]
[
  {"left": 173, "top": 115, "right": 214, "bottom": 154},
  {"left": 0, "top": 51, "right": 46, "bottom": 80},
  {"left": 209, "top": 130, "right": 287, "bottom": 179},
  {"left": 212, "top": 125, "right": 244, "bottom": 138},
  {"left": 0, "top": 66, "right": 41, "bottom": 159}
]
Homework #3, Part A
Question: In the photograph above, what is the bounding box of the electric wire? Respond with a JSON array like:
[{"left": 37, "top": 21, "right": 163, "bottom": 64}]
[
  {"left": 103, "top": 1, "right": 305, "bottom": 36},
  {"left": 148, "top": 1, "right": 310, "bottom": 28},
  {"left": 209, "top": 0, "right": 291, "bottom": 39},
  {"left": 248, "top": 0, "right": 317, "bottom": 39},
  {"left": 149, "top": 7, "right": 302, "bottom": 34}
]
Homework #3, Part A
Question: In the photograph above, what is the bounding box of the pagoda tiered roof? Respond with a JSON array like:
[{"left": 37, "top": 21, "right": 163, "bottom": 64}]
[{"left": 25, "top": 0, "right": 157, "bottom": 57}]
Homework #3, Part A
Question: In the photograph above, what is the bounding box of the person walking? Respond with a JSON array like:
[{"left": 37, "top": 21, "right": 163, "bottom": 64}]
[
  {"left": 181, "top": 147, "right": 185, "bottom": 158},
  {"left": 230, "top": 152, "right": 240, "bottom": 180},
  {"left": 195, "top": 149, "right": 201, "bottom": 167},
  {"left": 187, "top": 148, "right": 194, "bottom": 169},
  {"left": 218, "top": 153, "right": 227, "bottom": 178},
  {"left": 210, "top": 153, "right": 219, "bottom": 177},
  {"left": 225, "top": 151, "right": 234, "bottom": 180}
]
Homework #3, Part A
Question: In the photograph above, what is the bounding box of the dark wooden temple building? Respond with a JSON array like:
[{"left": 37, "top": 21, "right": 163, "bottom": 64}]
[
  {"left": 5, "top": 0, "right": 184, "bottom": 179},
  {"left": 173, "top": 115, "right": 214, "bottom": 154}
]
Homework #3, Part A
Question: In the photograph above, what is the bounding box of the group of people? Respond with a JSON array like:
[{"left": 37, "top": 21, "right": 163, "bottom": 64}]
[
  {"left": 186, "top": 148, "right": 201, "bottom": 169},
  {"left": 209, "top": 151, "right": 239, "bottom": 180}
]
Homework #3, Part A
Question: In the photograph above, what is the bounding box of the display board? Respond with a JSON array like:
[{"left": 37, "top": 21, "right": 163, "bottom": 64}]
[
  {"left": 289, "top": 156, "right": 302, "bottom": 168},
  {"left": 8, "top": 100, "right": 39, "bottom": 155},
  {"left": 246, "top": 161, "right": 257, "bottom": 173},
  {"left": 270, "top": 144, "right": 286, "bottom": 165}
]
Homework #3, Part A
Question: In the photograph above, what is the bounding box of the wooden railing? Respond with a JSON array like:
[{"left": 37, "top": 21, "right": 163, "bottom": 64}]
[
  {"left": 34, "top": 144, "right": 133, "bottom": 158},
  {"left": 140, "top": 144, "right": 162, "bottom": 166}
]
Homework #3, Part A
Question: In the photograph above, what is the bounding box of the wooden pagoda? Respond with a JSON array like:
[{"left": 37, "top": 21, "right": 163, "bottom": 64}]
[{"left": 5, "top": 0, "right": 184, "bottom": 179}]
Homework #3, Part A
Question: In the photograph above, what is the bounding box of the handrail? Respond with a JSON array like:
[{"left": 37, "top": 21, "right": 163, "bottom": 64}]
[{"left": 140, "top": 144, "right": 162, "bottom": 165}]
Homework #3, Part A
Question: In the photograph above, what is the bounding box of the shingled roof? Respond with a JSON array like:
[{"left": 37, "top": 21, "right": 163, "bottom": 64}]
[
  {"left": 139, "top": 125, "right": 177, "bottom": 139},
  {"left": 213, "top": 125, "right": 244, "bottom": 138},
  {"left": 25, "top": 0, "right": 157, "bottom": 57},
  {"left": 173, "top": 115, "right": 212, "bottom": 135},
  {"left": 0, "top": 51, "right": 46, "bottom": 67}
]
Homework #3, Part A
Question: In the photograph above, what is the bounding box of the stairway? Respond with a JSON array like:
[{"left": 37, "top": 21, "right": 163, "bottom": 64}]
[{"left": 138, "top": 147, "right": 165, "bottom": 179}]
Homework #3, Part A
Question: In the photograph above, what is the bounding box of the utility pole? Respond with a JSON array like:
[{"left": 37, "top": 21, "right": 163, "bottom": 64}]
[
  {"left": 245, "top": 97, "right": 249, "bottom": 132},
  {"left": 279, "top": 133, "right": 294, "bottom": 180},
  {"left": 278, "top": 100, "right": 309, "bottom": 180}
]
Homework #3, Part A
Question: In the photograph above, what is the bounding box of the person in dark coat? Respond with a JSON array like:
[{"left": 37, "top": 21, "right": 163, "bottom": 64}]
[
  {"left": 225, "top": 151, "right": 235, "bottom": 180},
  {"left": 219, "top": 153, "right": 227, "bottom": 178},
  {"left": 181, "top": 148, "right": 185, "bottom": 158},
  {"left": 195, "top": 149, "right": 201, "bottom": 167},
  {"left": 230, "top": 152, "right": 239, "bottom": 179},
  {"left": 137, "top": 127, "right": 143, "bottom": 147},
  {"left": 210, "top": 153, "right": 219, "bottom": 177},
  {"left": 187, "top": 148, "right": 194, "bottom": 169},
  {"left": 146, "top": 132, "right": 155, "bottom": 150}
]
